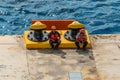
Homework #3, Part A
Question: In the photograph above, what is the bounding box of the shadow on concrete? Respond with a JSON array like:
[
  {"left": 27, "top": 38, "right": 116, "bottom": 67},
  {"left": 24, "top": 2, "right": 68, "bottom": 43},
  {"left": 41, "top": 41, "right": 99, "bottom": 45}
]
[
  {"left": 76, "top": 49, "right": 94, "bottom": 60},
  {"left": 37, "top": 49, "right": 67, "bottom": 59},
  {"left": 27, "top": 48, "right": 94, "bottom": 60}
]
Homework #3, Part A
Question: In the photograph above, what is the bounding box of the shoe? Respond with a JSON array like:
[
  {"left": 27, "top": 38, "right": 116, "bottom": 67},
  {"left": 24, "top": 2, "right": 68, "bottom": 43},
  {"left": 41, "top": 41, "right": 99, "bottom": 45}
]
[
  {"left": 82, "top": 48, "right": 87, "bottom": 51},
  {"left": 76, "top": 48, "right": 80, "bottom": 52},
  {"left": 50, "top": 46, "right": 54, "bottom": 50},
  {"left": 54, "top": 47, "right": 59, "bottom": 50},
  {"left": 77, "top": 47, "right": 80, "bottom": 50}
]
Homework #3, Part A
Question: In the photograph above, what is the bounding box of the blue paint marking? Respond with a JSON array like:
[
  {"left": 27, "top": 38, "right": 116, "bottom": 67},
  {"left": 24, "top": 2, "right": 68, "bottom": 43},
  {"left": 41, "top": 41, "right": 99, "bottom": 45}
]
[{"left": 69, "top": 72, "right": 82, "bottom": 80}]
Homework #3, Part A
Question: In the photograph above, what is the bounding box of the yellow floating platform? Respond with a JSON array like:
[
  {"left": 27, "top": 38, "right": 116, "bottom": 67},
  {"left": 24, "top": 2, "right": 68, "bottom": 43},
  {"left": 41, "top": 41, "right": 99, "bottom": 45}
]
[{"left": 24, "top": 30, "right": 91, "bottom": 49}]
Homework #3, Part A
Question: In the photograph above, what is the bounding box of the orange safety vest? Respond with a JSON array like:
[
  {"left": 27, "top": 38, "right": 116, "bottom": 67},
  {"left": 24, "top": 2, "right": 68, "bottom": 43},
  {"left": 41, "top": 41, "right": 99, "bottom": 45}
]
[
  {"left": 50, "top": 34, "right": 59, "bottom": 40},
  {"left": 77, "top": 35, "right": 87, "bottom": 42}
]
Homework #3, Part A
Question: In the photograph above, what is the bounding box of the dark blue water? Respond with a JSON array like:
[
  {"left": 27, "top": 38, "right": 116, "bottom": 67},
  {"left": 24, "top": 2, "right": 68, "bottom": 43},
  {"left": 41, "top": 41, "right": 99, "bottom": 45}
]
[{"left": 0, "top": 0, "right": 120, "bottom": 34}]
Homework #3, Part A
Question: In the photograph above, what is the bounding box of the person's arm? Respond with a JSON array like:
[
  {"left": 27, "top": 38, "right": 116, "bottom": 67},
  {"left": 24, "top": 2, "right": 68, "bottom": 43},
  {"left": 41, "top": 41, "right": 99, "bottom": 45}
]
[
  {"left": 48, "top": 32, "right": 55, "bottom": 41},
  {"left": 84, "top": 34, "right": 87, "bottom": 41},
  {"left": 56, "top": 31, "right": 61, "bottom": 39},
  {"left": 81, "top": 34, "right": 87, "bottom": 42}
]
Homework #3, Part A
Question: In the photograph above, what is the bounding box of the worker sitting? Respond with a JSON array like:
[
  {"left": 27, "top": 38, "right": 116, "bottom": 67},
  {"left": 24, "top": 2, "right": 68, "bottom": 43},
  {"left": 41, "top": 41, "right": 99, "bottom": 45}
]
[
  {"left": 75, "top": 29, "right": 88, "bottom": 50},
  {"left": 48, "top": 26, "right": 61, "bottom": 50}
]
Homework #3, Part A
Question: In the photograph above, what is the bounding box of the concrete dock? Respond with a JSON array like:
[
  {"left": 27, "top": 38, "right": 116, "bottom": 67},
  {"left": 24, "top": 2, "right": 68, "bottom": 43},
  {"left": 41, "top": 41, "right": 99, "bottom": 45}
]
[
  {"left": 91, "top": 34, "right": 120, "bottom": 80},
  {"left": 0, "top": 34, "right": 120, "bottom": 80}
]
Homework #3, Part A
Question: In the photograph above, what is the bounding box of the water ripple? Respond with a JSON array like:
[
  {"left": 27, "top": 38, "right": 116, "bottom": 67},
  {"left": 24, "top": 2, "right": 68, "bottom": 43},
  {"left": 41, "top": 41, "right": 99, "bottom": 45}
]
[{"left": 0, "top": 0, "right": 120, "bottom": 34}]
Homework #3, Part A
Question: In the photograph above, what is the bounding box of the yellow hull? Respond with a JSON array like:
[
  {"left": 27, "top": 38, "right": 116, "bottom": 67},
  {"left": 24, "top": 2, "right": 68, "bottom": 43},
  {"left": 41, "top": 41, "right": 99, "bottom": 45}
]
[{"left": 24, "top": 30, "right": 91, "bottom": 49}]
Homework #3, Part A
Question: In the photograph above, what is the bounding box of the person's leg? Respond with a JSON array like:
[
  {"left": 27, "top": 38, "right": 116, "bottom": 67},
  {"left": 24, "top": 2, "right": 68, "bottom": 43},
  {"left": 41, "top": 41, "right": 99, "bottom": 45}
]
[
  {"left": 75, "top": 41, "right": 80, "bottom": 49},
  {"left": 49, "top": 40, "right": 54, "bottom": 49},
  {"left": 83, "top": 41, "right": 88, "bottom": 50},
  {"left": 55, "top": 40, "right": 61, "bottom": 49}
]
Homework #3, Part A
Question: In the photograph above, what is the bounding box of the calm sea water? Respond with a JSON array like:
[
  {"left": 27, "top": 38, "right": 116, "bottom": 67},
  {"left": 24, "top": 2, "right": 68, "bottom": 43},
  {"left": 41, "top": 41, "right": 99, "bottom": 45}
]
[{"left": 0, "top": 0, "right": 120, "bottom": 34}]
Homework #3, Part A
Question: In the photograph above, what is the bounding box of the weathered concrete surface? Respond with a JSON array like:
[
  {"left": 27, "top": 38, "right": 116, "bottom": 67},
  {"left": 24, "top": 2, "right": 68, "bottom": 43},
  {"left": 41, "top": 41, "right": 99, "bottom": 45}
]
[
  {"left": 0, "top": 36, "right": 29, "bottom": 80},
  {"left": 0, "top": 35, "right": 98, "bottom": 80},
  {"left": 27, "top": 49, "right": 98, "bottom": 80},
  {"left": 91, "top": 34, "right": 120, "bottom": 80},
  {"left": 2, "top": 34, "right": 120, "bottom": 80}
]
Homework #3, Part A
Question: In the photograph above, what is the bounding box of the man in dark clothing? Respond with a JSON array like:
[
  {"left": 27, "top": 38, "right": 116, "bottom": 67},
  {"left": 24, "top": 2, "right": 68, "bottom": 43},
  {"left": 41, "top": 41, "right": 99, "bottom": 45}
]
[
  {"left": 75, "top": 29, "right": 88, "bottom": 50},
  {"left": 48, "top": 26, "right": 61, "bottom": 49}
]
